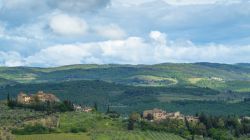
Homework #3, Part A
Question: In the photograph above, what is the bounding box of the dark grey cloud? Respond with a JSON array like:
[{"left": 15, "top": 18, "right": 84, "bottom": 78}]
[
  {"left": 0, "top": 0, "right": 49, "bottom": 26},
  {"left": 48, "top": 0, "right": 110, "bottom": 13},
  {"left": 0, "top": 0, "right": 110, "bottom": 26}
]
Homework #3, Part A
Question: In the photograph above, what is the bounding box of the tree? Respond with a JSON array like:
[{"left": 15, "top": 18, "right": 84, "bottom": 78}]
[
  {"left": 7, "top": 93, "right": 10, "bottom": 102},
  {"left": 217, "top": 118, "right": 225, "bottom": 128},
  {"left": 128, "top": 112, "right": 141, "bottom": 130},
  {"left": 145, "top": 113, "right": 154, "bottom": 121},
  {"left": 208, "top": 128, "right": 234, "bottom": 140},
  {"left": 93, "top": 102, "right": 98, "bottom": 112},
  {"left": 7, "top": 96, "right": 17, "bottom": 109},
  {"left": 106, "top": 104, "right": 110, "bottom": 113},
  {"left": 129, "top": 112, "right": 141, "bottom": 122},
  {"left": 194, "top": 122, "right": 207, "bottom": 136},
  {"left": 57, "top": 100, "right": 74, "bottom": 112},
  {"left": 128, "top": 120, "right": 134, "bottom": 130}
]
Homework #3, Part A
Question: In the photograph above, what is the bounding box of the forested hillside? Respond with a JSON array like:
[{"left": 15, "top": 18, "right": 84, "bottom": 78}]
[
  {"left": 1, "top": 63, "right": 250, "bottom": 90},
  {"left": 1, "top": 63, "right": 250, "bottom": 116}
]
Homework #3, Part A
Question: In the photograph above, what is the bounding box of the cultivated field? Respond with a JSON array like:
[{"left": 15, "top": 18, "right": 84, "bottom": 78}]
[
  {"left": 15, "top": 131, "right": 184, "bottom": 140},
  {"left": 93, "top": 131, "right": 184, "bottom": 140},
  {"left": 15, "top": 133, "right": 90, "bottom": 140}
]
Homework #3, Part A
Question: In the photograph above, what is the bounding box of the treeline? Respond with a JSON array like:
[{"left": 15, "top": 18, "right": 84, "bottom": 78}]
[
  {"left": 127, "top": 112, "right": 250, "bottom": 140},
  {"left": 198, "top": 113, "right": 250, "bottom": 139}
]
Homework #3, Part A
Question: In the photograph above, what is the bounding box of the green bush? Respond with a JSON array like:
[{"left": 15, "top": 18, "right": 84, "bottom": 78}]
[
  {"left": 12, "top": 124, "right": 55, "bottom": 135},
  {"left": 70, "top": 127, "right": 87, "bottom": 133},
  {"left": 208, "top": 128, "right": 234, "bottom": 140}
]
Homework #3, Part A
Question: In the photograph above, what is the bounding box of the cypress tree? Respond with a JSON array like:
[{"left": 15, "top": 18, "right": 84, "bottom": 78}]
[{"left": 94, "top": 102, "right": 98, "bottom": 112}]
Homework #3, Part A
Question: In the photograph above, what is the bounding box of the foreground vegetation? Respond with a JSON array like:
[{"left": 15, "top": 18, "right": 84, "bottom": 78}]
[
  {"left": 15, "top": 131, "right": 185, "bottom": 140},
  {"left": 1, "top": 101, "right": 250, "bottom": 140},
  {"left": 15, "top": 133, "right": 90, "bottom": 140},
  {"left": 0, "top": 102, "right": 186, "bottom": 140}
]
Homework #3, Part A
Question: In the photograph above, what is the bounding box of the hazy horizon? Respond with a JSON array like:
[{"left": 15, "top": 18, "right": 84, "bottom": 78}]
[{"left": 0, "top": 62, "right": 249, "bottom": 68}]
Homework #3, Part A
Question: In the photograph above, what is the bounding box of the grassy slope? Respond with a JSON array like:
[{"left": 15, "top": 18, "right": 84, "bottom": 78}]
[
  {"left": 0, "top": 102, "right": 50, "bottom": 129},
  {"left": 13, "top": 108, "right": 184, "bottom": 140}
]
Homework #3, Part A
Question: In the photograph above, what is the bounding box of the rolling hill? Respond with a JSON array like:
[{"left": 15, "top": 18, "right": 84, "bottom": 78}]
[
  {"left": 1, "top": 63, "right": 250, "bottom": 91},
  {"left": 1, "top": 63, "right": 250, "bottom": 116}
]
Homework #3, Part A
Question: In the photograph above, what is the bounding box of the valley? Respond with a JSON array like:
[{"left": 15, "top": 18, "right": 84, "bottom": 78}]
[{"left": 1, "top": 63, "right": 250, "bottom": 140}]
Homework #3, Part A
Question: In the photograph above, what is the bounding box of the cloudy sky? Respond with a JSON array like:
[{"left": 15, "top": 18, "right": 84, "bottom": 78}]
[{"left": 0, "top": 0, "right": 250, "bottom": 67}]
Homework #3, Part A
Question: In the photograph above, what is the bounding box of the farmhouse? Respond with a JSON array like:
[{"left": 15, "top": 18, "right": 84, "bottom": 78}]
[
  {"left": 143, "top": 108, "right": 199, "bottom": 122},
  {"left": 35, "top": 91, "right": 60, "bottom": 102},
  {"left": 185, "top": 116, "right": 199, "bottom": 123},
  {"left": 73, "top": 104, "right": 93, "bottom": 113},
  {"left": 17, "top": 92, "right": 33, "bottom": 104},
  {"left": 166, "top": 111, "right": 185, "bottom": 121},
  {"left": 143, "top": 108, "right": 167, "bottom": 121},
  {"left": 17, "top": 91, "right": 60, "bottom": 104}
]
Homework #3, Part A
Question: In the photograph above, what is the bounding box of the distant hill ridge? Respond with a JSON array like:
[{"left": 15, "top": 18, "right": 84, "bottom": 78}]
[{"left": 1, "top": 63, "right": 250, "bottom": 91}]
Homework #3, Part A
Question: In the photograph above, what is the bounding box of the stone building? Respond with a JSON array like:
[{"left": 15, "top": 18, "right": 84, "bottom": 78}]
[
  {"left": 17, "top": 92, "right": 33, "bottom": 104},
  {"left": 143, "top": 108, "right": 167, "bottom": 121},
  {"left": 185, "top": 116, "right": 199, "bottom": 123},
  {"left": 73, "top": 104, "right": 93, "bottom": 113},
  {"left": 35, "top": 91, "right": 60, "bottom": 102},
  {"left": 17, "top": 91, "right": 60, "bottom": 104},
  {"left": 143, "top": 108, "right": 199, "bottom": 122}
]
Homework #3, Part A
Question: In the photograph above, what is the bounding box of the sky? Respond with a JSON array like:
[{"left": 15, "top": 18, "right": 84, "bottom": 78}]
[{"left": 0, "top": 0, "right": 250, "bottom": 67}]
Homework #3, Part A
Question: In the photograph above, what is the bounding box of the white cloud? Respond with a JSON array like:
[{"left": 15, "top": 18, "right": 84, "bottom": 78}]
[
  {"left": 0, "top": 23, "right": 32, "bottom": 43},
  {"left": 112, "top": 0, "right": 242, "bottom": 6},
  {"left": 0, "top": 51, "right": 24, "bottom": 67},
  {"left": 24, "top": 37, "right": 151, "bottom": 66},
  {"left": 25, "top": 45, "right": 92, "bottom": 66},
  {"left": 94, "top": 24, "right": 126, "bottom": 39},
  {"left": 163, "top": 0, "right": 219, "bottom": 5},
  {"left": 14, "top": 31, "right": 250, "bottom": 67},
  {"left": 49, "top": 14, "right": 88, "bottom": 36},
  {"left": 111, "top": 0, "right": 154, "bottom": 6},
  {"left": 149, "top": 31, "right": 167, "bottom": 46}
]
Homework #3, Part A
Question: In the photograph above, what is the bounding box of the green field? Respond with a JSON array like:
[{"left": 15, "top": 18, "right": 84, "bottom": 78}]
[
  {"left": 14, "top": 131, "right": 184, "bottom": 140},
  {"left": 10, "top": 110, "right": 184, "bottom": 140},
  {"left": 15, "top": 133, "right": 90, "bottom": 140},
  {"left": 93, "top": 131, "right": 184, "bottom": 140},
  {"left": 58, "top": 112, "right": 124, "bottom": 133}
]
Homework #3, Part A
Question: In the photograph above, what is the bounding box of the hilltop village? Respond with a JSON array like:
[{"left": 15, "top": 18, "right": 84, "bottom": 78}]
[
  {"left": 17, "top": 91, "right": 60, "bottom": 104},
  {"left": 14, "top": 91, "right": 199, "bottom": 122},
  {"left": 14, "top": 91, "right": 93, "bottom": 113},
  {"left": 143, "top": 108, "right": 199, "bottom": 123}
]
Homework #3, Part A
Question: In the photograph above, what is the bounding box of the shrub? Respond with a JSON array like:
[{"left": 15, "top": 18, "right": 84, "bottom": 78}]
[
  {"left": 70, "top": 128, "right": 79, "bottom": 133},
  {"left": 208, "top": 128, "right": 234, "bottom": 140},
  {"left": 70, "top": 127, "right": 87, "bottom": 133},
  {"left": 12, "top": 124, "right": 55, "bottom": 135}
]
